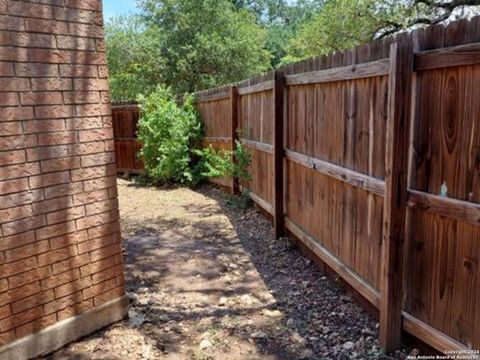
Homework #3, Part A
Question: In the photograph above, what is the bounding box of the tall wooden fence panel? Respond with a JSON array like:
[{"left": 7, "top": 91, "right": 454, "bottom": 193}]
[
  {"left": 111, "top": 103, "right": 144, "bottom": 174},
  {"left": 238, "top": 86, "right": 275, "bottom": 207},
  {"left": 404, "top": 18, "right": 480, "bottom": 350},
  {"left": 197, "top": 95, "right": 232, "bottom": 188},
  {"left": 195, "top": 16, "right": 480, "bottom": 354},
  {"left": 285, "top": 53, "right": 390, "bottom": 295}
]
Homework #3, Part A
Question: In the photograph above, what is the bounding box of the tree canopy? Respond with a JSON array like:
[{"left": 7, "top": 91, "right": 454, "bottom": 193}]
[{"left": 105, "top": 0, "right": 480, "bottom": 100}]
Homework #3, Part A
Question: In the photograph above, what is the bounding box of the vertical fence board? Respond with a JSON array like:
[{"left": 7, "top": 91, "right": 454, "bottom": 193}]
[
  {"left": 231, "top": 86, "right": 239, "bottom": 194},
  {"left": 274, "top": 71, "right": 285, "bottom": 238},
  {"left": 380, "top": 38, "right": 414, "bottom": 351}
]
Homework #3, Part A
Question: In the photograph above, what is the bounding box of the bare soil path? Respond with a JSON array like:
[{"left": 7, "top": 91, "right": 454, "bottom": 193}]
[{"left": 42, "top": 179, "right": 410, "bottom": 360}]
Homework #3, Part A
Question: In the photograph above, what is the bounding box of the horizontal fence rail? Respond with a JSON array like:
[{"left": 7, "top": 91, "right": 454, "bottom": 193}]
[
  {"left": 285, "top": 149, "right": 386, "bottom": 196},
  {"left": 285, "top": 58, "right": 390, "bottom": 85},
  {"left": 195, "top": 15, "right": 480, "bottom": 354}
]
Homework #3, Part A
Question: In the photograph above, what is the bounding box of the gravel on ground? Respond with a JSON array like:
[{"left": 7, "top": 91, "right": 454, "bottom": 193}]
[{"left": 41, "top": 178, "right": 411, "bottom": 359}]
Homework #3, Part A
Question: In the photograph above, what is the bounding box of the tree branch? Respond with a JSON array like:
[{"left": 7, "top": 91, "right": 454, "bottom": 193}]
[{"left": 378, "top": 0, "right": 480, "bottom": 38}]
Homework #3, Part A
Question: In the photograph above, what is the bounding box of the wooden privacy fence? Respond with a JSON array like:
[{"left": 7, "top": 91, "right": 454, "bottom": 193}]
[
  {"left": 111, "top": 101, "right": 144, "bottom": 175},
  {"left": 196, "top": 16, "right": 480, "bottom": 354}
]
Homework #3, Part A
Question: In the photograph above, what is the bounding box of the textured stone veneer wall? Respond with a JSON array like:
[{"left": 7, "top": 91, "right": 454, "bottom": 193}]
[{"left": 0, "top": 0, "right": 126, "bottom": 349}]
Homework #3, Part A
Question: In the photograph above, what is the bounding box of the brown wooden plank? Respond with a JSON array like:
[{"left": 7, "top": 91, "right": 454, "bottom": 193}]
[
  {"left": 111, "top": 104, "right": 138, "bottom": 110},
  {"left": 407, "top": 189, "right": 480, "bottom": 225},
  {"left": 250, "top": 190, "right": 274, "bottom": 215},
  {"left": 197, "top": 98, "right": 231, "bottom": 138},
  {"left": 405, "top": 21, "right": 480, "bottom": 349},
  {"left": 402, "top": 312, "right": 470, "bottom": 352},
  {"left": 230, "top": 86, "right": 239, "bottom": 195},
  {"left": 273, "top": 71, "right": 285, "bottom": 238},
  {"left": 240, "top": 139, "right": 274, "bottom": 154},
  {"left": 112, "top": 104, "right": 144, "bottom": 173},
  {"left": 237, "top": 80, "right": 274, "bottom": 96},
  {"left": 415, "top": 42, "right": 480, "bottom": 71},
  {"left": 285, "top": 59, "right": 390, "bottom": 86},
  {"left": 196, "top": 90, "right": 230, "bottom": 103},
  {"left": 380, "top": 38, "right": 414, "bottom": 351},
  {"left": 285, "top": 217, "right": 380, "bottom": 308},
  {"left": 402, "top": 28, "right": 426, "bottom": 343},
  {"left": 285, "top": 149, "right": 385, "bottom": 196},
  {"left": 203, "top": 136, "right": 231, "bottom": 143}
]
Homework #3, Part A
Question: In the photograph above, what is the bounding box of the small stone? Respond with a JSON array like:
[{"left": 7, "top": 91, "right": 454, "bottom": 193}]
[
  {"left": 218, "top": 297, "right": 227, "bottom": 306},
  {"left": 290, "top": 333, "right": 304, "bottom": 344},
  {"left": 137, "top": 296, "right": 149, "bottom": 306},
  {"left": 251, "top": 331, "right": 268, "bottom": 339},
  {"left": 199, "top": 339, "right": 212, "bottom": 350},
  {"left": 343, "top": 341, "right": 355, "bottom": 351},
  {"left": 409, "top": 348, "right": 420, "bottom": 356},
  {"left": 126, "top": 292, "right": 138, "bottom": 302},
  {"left": 127, "top": 309, "right": 146, "bottom": 327},
  {"left": 361, "top": 327, "right": 374, "bottom": 335},
  {"left": 240, "top": 294, "right": 256, "bottom": 305},
  {"left": 286, "top": 318, "right": 294, "bottom": 326},
  {"left": 263, "top": 309, "right": 283, "bottom": 317}
]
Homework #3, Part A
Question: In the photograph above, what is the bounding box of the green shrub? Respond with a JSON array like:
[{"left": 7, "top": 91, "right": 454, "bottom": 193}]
[
  {"left": 192, "top": 145, "right": 232, "bottom": 180},
  {"left": 137, "top": 86, "right": 252, "bottom": 187},
  {"left": 137, "top": 86, "right": 202, "bottom": 185},
  {"left": 193, "top": 140, "right": 252, "bottom": 184},
  {"left": 231, "top": 140, "right": 252, "bottom": 182},
  {"left": 225, "top": 188, "right": 253, "bottom": 211}
]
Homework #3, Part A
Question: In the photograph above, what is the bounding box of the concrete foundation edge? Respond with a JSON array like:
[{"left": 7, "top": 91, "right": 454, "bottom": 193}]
[{"left": 0, "top": 295, "right": 130, "bottom": 360}]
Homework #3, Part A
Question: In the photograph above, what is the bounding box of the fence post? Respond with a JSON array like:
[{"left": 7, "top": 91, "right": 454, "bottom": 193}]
[
  {"left": 273, "top": 71, "right": 285, "bottom": 239},
  {"left": 380, "top": 37, "right": 414, "bottom": 352},
  {"left": 230, "top": 85, "right": 240, "bottom": 195}
]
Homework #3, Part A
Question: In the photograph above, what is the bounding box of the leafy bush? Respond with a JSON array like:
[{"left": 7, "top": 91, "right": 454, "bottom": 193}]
[
  {"left": 137, "top": 86, "right": 252, "bottom": 187},
  {"left": 225, "top": 188, "right": 253, "bottom": 211},
  {"left": 192, "top": 145, "right": 232, "bottom": 180},
  {"left": 231, "top": 140, "right": 252, "bottom": 182},
  {"left": 137, "top": 86, "right": 202, "bottom": 185}
]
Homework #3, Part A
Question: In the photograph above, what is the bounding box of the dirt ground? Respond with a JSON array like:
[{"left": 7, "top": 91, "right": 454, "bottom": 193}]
[{"left": 41, "top": 178, "right": 412, "bottom": 360}]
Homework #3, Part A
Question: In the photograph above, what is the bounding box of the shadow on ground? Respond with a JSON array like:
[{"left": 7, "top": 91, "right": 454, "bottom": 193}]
[{"left": 41, "top": 179, "right": 409, "bottom": 360}]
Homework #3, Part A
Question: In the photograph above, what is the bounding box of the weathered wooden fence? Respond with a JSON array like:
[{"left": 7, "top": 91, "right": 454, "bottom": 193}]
[
  {"left": 196, "top": 16, "right": 480, "bottom": 354},
  {"left": 111, "top": 102, "right": 144, "bottom": 175}
]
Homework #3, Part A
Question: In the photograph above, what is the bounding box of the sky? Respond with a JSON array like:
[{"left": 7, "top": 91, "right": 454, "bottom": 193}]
[
  {"left": 103, "top": 0, "right": 140, "bottom": 21},
  {"left": 102, "top": 0, "right": 300, "bottom": 22}
]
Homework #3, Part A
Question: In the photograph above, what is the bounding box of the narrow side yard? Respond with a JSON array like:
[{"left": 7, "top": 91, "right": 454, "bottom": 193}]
[{"left": 42, "top": 179, "right": 409, "bottom": 360}]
